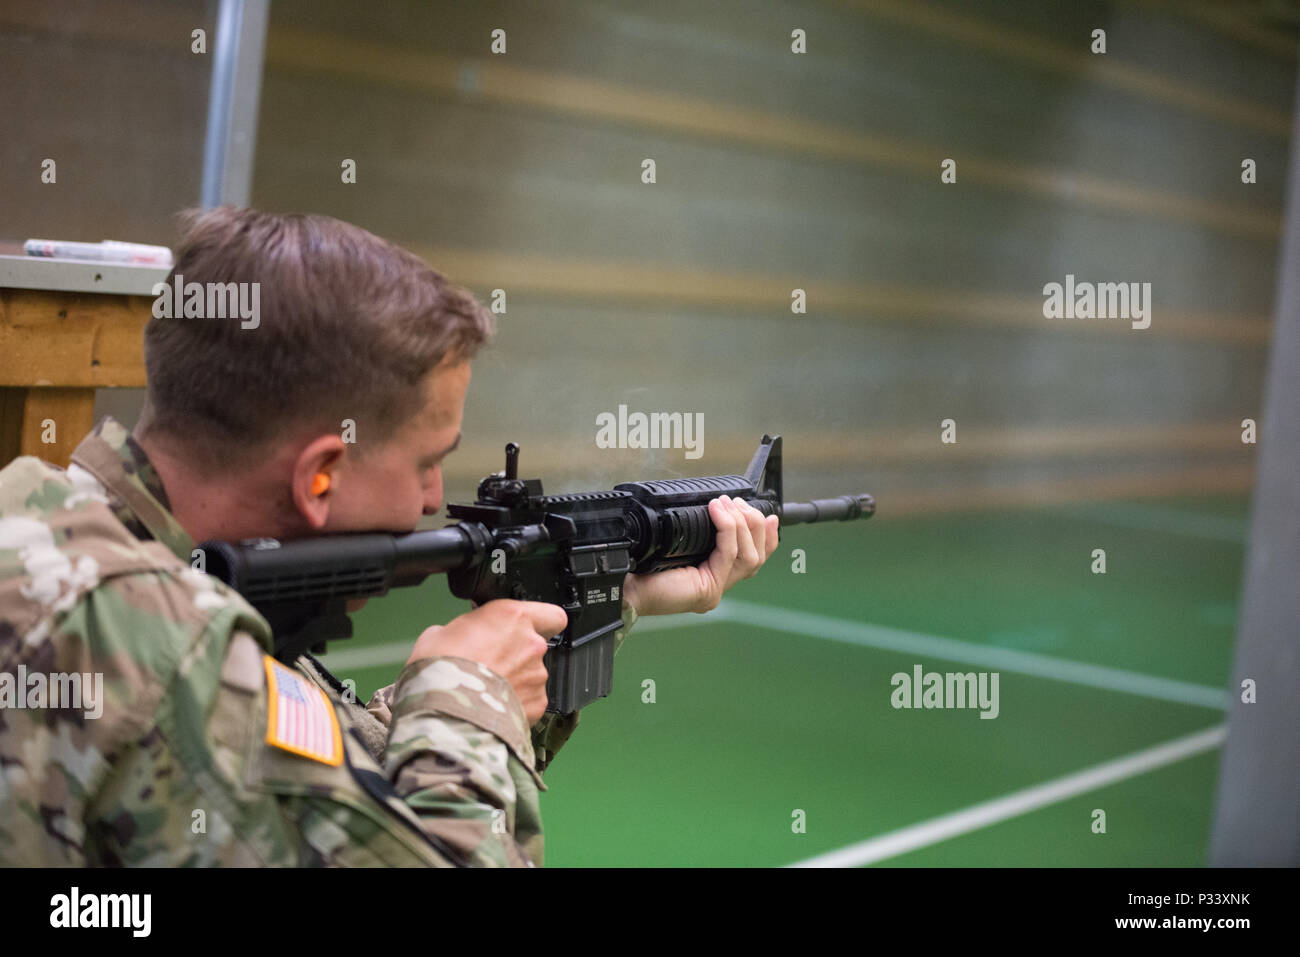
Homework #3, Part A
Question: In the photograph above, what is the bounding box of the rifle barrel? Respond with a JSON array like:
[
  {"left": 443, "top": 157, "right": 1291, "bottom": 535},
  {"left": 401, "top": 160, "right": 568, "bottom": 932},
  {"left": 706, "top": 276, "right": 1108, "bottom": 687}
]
[{"left": 778, "top": 494, "right": 875, "bottom": 525}]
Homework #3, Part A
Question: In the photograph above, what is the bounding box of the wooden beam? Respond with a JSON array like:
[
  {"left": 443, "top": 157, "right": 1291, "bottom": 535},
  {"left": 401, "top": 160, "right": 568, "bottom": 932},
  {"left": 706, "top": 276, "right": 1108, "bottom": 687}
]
[
  {"left": 0, "top": 285, "right": 150, "bottom": 469},
  {"left": 0, "top": 387, "right": 97, "bottom": 469},
  {"left": 0, "top": 288, "right": 149, "bottom": 388}
]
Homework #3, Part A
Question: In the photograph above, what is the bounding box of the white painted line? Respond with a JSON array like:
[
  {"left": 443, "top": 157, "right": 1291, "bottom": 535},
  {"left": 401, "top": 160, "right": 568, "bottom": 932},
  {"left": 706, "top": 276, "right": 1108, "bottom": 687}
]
[
  {"left": 323, "top": 601, "right": 1228, "bottom": 712},
  {"left": 790, "top": 724, "right": 1227, "bottom": 867},
  {"left": 318, "top": 640, "right": 415, "bottom": 673},
  {"left": 713, "top": 600, "right": 1229, "bottom": 711},
  {"left": 317, "top": 610, "right": 715, "bottom": 673}
]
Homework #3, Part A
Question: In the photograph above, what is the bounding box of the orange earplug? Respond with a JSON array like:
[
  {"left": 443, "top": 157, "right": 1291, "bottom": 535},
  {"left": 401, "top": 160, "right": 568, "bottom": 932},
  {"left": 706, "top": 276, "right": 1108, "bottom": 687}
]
[{"left": 311, "top": 473, "right": 331, "bottom": 496}]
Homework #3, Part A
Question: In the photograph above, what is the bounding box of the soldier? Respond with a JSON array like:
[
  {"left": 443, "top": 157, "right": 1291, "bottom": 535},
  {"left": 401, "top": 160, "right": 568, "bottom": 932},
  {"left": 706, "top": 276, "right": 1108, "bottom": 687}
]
[{"left": 0, "top": 207, "right": 779, "bottom": 866}]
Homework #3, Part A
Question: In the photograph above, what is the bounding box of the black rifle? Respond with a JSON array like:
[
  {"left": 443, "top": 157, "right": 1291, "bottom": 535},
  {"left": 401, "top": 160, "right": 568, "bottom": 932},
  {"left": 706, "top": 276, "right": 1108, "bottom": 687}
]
[{"left": 200, "top": 434, "right": 874, "bottom": 714}]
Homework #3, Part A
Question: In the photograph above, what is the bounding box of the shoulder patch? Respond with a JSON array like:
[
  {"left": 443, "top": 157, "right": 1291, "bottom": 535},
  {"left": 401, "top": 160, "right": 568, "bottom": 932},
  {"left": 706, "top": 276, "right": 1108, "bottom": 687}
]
[{"left": 264, "top": 657, "right": 343, "bottom": 766}]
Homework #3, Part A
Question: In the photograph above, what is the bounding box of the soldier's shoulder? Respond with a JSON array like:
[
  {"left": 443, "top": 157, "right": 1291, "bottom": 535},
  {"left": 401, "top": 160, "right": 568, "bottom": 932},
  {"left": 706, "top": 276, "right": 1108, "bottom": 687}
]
[
  {"left": 0, "top": 454, "right": 79, "bottom": 515},
  {"left": 0, "top": 453, "right": 136, "bottom": 555},
  {"left": 0, "top": 453, "right": 265, "bottom": 681}
]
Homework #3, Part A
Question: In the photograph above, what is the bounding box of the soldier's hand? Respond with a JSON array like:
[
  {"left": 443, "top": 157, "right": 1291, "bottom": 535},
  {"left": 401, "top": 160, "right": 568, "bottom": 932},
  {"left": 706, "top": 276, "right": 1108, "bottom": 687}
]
[
  {"left": 622, "top": 495, "right": 780, "bottom": 617},
  {"left": 408, "top": 600, "right": 568, "bottom": 722}
]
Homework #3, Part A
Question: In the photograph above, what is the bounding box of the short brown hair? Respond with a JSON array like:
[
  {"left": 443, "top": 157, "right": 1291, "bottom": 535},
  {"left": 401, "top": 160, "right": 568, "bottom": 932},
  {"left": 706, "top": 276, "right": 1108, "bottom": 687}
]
[{"left": 140, "top": 207, "right": 493, "bottom": 467}]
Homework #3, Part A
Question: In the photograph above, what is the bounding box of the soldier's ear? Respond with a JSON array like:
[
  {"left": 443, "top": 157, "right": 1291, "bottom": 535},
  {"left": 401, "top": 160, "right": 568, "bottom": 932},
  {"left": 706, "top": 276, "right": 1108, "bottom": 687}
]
[{"left": 291, "top": 436, "right": 346, "bottom": 530}]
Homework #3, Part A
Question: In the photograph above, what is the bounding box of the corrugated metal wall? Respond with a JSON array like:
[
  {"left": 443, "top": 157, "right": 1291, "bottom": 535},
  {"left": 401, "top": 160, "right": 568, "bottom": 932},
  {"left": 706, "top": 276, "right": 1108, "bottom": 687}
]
[
  {"left": 250, "top": 0, "right": 1287, "bottom": 509},
  {"left": 0, "top": 0, "right": 215, "bottom": 243},
  {"left": 3, "top": 0, "right": 1292, "bottom": 513}
]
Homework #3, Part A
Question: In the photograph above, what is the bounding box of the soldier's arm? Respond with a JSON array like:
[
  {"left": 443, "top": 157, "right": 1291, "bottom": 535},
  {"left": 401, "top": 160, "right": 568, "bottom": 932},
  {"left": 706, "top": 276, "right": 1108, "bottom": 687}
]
[
  {"left": 379, "top": 652, "right": 552, "bottom": 866},
  {"left": 365, "top": 603, "right": 639, "bottom": 774},
  {"left": 80, "top": 571, "right": 545, "bottom": 866}
]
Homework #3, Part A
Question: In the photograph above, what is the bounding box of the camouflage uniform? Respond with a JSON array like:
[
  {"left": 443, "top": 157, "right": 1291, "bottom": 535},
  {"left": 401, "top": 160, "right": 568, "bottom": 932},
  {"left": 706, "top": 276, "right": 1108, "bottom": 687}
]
[{"left": 0, "top": 417, "right": 635, "bottom": 867}]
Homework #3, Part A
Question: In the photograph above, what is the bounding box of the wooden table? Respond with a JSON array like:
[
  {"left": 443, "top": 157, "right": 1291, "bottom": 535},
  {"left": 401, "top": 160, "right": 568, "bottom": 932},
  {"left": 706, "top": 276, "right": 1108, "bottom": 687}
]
[{"left": 0, "top": 256, "right": 168, "bottom": 468}]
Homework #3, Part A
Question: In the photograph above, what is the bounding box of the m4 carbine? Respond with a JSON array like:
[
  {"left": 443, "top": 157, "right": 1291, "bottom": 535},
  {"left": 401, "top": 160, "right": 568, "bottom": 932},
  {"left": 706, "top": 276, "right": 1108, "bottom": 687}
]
[{"left": 201, "top": 434, "right": 874, "bottom": 714}]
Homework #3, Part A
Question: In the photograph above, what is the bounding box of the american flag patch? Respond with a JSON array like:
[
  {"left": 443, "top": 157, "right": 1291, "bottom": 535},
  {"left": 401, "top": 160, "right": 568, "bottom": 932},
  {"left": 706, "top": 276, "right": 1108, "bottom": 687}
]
[{"left": 263, "top": 657, "right": 343, "bottom": 766}]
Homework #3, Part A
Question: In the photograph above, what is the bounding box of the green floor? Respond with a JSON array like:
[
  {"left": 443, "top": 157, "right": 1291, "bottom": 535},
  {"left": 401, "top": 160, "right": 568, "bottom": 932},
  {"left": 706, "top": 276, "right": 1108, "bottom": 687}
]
[{"left": 325, "top": 494, "right": 1247, "bottom": 866}]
